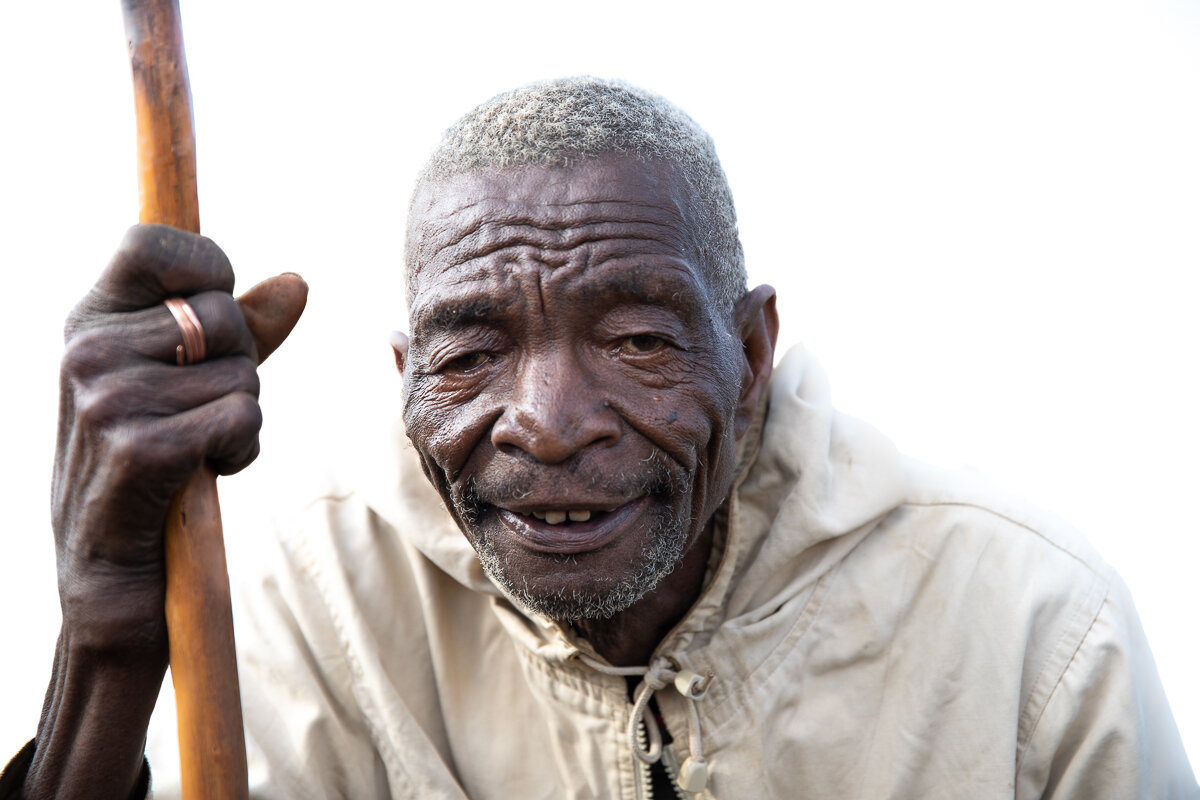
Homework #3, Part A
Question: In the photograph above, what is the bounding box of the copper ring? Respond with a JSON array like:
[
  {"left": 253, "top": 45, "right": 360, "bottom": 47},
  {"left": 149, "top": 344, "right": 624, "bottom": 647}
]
[{"left": 163, "top": 297, "right": 207, "bottom": 366}]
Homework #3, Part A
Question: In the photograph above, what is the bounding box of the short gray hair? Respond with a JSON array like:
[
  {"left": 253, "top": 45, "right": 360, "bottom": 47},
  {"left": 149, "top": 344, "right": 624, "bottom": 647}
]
[{"left": 407, "top": 77, "right": 746, "bottom": 313}]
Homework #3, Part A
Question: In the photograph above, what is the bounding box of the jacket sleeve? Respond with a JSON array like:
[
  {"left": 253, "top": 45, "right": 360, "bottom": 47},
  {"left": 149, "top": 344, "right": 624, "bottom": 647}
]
[
  {"left": 1016, "top": 575, "right": 1199, "bottom": 799},
  {"left": 0, "top": 740, "right": 151, "bottom": 800},
  {"left": 238, "top": 525, "right": 394, "bottom": 800}
]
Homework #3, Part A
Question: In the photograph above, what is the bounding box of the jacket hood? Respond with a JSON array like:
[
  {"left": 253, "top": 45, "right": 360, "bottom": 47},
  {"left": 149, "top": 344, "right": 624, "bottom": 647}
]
[
  {"left": 722, "top": 345, "right": 910, "bottom": 620},
  {"left": 360, "top": 345, "right": 911, "bottom": 638}
]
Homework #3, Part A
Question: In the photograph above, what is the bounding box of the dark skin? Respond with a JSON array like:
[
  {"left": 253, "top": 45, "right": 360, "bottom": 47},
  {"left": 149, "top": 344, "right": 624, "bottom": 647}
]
[
  {"left": 23, "top": 155, "right": 776, "bottom": 796},
  {"left": 396, "top": 154, "right": 778, "bottom": 665}
]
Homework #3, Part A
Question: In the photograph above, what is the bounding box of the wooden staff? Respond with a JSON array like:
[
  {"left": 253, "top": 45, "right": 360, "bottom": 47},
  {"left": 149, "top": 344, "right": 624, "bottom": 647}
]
[{"left": 123, "top": 2, "right": 249, "bottom": 797}]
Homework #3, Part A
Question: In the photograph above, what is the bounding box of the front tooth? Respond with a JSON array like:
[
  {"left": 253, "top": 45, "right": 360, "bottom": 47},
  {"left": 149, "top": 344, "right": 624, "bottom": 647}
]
[
  {"left": 544, "top": 510, "right": 567, "bottom": 525},
  {"left": 532, "top": 511, "right": 546, "bottom": 520},
  {"left": 568, "top": 510, "right": 592, "bottom": 522}
]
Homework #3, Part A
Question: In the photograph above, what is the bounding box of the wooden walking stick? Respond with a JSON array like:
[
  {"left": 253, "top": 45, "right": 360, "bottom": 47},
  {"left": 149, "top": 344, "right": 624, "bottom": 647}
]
[
  {"left": 122, "top": 1, "right": 247, "bottom": 796},
  {"left": 122, "top": 2, "right": 304, "bottom": 797}
]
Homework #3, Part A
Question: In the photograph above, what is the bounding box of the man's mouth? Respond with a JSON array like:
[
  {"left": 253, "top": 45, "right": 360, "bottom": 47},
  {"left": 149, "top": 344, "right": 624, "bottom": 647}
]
[{"left": 494, "top": 497, "right": 650, "bottom": 554}]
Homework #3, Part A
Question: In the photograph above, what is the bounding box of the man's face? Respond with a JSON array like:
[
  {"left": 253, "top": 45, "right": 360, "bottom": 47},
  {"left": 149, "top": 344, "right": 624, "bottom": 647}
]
[{"left": 399, "top": 154, "right": 748, "bottom": 620}]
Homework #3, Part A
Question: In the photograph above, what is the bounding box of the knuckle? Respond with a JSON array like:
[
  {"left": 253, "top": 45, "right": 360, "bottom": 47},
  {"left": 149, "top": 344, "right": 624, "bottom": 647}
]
[
  {"left": 102, "top": 427, "right": 141, "bottom": 470},
  {"left": 112, "top": 225, "right": 168, "bottom": 288},
  {"left": 196, "top": 291, "right": 253, "bottom": 357},
  {"left": 107, "top": 225, "right": 236, "bottom": 301},
  {"left": 230, "top": 356, "right": 261, "bottom": 397},
  {"left": 210, "top": 393, "right": 263, "bottom": 475},
  {"left": 170, "top": 233, "right": 234, "bottom": 294},
  {"left": 109, "top": 420, "right": 202, "bottom": 488},
  {"left": 228, "top": 392, "right": 264, "bottom": 434},
  {"left": 90, "top": 226, "right": 167, "bottom": 312},
  {"left": 60, "top": 330, "right": 106, "bottom": 380},
  {"left": 196, "top": 235, "right": 235, "bottom": 289},
  {"left": 63, "top": 296, "right": 100, "bottom": 342},
  {"left": 73, "top": 383, "right": 127, "bottom": 429},
  {"left": 115, "top": 225, "right": 158, "bottom": 272},
  {"left": 104, "top": 427, "right": 167, "bottom": 483}
]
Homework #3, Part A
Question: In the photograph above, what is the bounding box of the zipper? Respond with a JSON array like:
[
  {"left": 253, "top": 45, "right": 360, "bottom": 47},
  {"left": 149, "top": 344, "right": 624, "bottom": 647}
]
[
  {"left": 636, "top": 717, "right": 691, "bottom": 799},
  {"left": 660, "top": 746, "right": 690, "bottom": 799},
  {"left": 637, "top": 717, "right": 653, "bottom": 799}
]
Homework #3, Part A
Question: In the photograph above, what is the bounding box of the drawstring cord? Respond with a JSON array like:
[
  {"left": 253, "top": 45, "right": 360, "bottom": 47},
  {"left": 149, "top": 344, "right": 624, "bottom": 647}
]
[{"left": 576, "top": 653, "right": 713, "bottom": 793}]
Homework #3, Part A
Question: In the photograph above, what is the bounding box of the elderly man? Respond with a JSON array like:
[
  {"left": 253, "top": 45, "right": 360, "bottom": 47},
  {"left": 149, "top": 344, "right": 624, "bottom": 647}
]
[{"left": 5, "top": 78, "right": 1197, "bottom": 799}]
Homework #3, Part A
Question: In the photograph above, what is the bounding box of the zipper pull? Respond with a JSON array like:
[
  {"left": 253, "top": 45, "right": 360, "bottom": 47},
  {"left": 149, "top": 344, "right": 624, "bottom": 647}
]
[{"left": 677, "top": 756, "right": 708, "bottom": 793}]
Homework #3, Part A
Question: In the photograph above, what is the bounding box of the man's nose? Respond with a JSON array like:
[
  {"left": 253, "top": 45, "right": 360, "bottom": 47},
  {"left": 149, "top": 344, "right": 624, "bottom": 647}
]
[{"left": 490, "top": 353, "right": 621, "bottom": 464}]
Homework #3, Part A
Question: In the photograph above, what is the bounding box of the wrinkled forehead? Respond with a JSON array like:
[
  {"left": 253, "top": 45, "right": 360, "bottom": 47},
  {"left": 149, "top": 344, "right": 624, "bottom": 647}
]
[{"left": 404, "top": 155, "right": 704, "bottom": 304}]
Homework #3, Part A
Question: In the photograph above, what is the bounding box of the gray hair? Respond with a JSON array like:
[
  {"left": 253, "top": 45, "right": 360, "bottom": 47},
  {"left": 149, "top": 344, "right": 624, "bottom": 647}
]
[{"left": 407, "top": 77, "right": 746, "bottom": 313}]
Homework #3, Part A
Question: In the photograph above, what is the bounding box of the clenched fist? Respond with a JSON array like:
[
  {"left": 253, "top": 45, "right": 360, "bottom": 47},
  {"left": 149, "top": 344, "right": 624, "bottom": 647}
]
[{"left": 22, "top": 225, "right": 304, "bottom": 800}]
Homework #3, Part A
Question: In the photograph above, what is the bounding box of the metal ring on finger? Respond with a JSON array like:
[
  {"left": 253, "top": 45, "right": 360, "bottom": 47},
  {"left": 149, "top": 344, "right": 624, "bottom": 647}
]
[{"left": 163, "top": 297, "right": 207, "bottom": 366}]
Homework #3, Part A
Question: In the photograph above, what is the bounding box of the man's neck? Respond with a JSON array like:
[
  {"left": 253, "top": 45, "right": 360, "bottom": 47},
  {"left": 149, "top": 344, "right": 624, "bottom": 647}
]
[{"left": 573, "top": 523, "right": 715, "bottom": 667}]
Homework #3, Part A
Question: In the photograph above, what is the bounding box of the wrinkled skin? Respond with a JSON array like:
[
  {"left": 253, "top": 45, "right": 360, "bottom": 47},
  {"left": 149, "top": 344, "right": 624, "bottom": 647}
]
[
  {"left": 396, "top": 154, "right": 778, "bottom": 665},
  {"left": 25, "top": 226, "right": 304, "bottom": 799}
]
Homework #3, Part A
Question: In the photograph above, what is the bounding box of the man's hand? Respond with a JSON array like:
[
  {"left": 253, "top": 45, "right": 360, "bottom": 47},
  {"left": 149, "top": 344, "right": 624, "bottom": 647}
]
[
  {"left": 22, "top": 224, "right": 305, "bottom": 799},
  {"left": 55, "top": 225, "right": 262, "bottom": 647}
]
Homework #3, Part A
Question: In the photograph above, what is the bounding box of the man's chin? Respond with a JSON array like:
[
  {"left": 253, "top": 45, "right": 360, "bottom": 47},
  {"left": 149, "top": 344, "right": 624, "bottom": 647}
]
[{"left": 497, "top": 580, "right": 644, "bottom": 622}]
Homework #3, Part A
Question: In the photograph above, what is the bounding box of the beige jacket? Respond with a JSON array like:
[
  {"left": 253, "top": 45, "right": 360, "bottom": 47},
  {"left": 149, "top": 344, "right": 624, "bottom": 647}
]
[{"left": 165, "top": 347, "right": 1196, "bottom": 798}]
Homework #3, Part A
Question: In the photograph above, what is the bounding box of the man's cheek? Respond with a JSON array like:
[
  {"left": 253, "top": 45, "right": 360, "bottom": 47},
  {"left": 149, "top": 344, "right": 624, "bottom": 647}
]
[
  {"left": 621, "top": 402, "right": 719, "bottom": 470},
  {"left": 403, "top": 384, "right": 491, "bottom": 474}
]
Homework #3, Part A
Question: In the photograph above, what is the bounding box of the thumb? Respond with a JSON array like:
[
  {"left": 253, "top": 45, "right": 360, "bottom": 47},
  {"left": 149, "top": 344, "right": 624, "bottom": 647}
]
[{"left": 236, "top": 273, "right": 308, "bottom": 365}]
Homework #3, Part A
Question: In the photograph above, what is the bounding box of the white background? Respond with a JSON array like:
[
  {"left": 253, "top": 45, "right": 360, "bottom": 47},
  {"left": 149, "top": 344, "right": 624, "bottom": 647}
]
[{"left": 2, "top": 0, "right": 1197, "bottom": 777}]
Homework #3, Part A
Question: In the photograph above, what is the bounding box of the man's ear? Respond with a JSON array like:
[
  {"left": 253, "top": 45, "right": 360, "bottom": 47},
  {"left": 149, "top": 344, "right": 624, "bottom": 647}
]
[
  {"left": 389, "top": 330, "right": 410, "bottom": 374},
  {"left": 733, "top": 285, "right": 779, "bottom": 439}
]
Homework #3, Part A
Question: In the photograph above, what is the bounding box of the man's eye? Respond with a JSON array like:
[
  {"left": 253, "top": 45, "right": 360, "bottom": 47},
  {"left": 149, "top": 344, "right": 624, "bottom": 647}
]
[
  {"left": 618, "top": 335, "right": 667, "bottom": 355},
  {"left": 443, "top": 352, "right": 490, "bottom": 372}
]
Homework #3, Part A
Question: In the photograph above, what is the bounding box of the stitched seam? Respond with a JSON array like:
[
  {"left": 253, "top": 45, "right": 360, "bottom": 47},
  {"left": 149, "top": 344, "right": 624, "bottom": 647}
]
[
  {"left": 1013, "top": 582, "right": 1109, "bottom": 774},
  {"left": 905, "top": 500, "right": 1112, "bottom": 772},
  {"left": 902, "top": 500, "right": 1103, "bottom": 573}
]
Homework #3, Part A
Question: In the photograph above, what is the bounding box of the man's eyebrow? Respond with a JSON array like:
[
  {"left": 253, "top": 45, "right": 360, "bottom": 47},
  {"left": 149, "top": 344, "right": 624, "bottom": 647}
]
[
  {"left": 582, "top": 268, "right": 707, "bottom": 316},
  {"left": 414, "top": 297, "right": 504, "bottom": 332}
]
